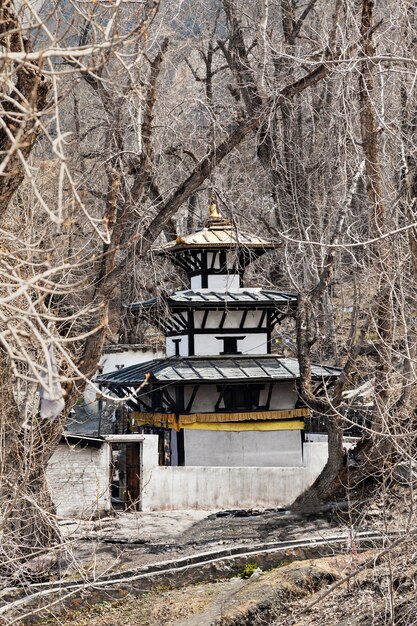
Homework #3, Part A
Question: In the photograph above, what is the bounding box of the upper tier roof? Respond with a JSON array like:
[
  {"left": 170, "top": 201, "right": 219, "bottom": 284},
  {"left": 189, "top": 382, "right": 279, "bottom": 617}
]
[
  {"left": 158, "top": 200, "right": 279, "bottom": 253},
  {"left": 97, "top": 356, "right": 341, "bottom": 387}
]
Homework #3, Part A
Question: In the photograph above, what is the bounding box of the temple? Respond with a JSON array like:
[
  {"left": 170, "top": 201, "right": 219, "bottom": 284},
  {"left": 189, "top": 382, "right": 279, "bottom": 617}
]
[{"left": 94, "top": 200, "right": 340, "bottom": 510}]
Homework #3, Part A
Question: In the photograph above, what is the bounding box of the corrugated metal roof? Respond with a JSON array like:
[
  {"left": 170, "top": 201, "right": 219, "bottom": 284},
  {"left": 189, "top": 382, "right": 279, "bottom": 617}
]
[
  {"left": 97, "top": 356, "right": 341, "bottom": 387},
  {"left": 159, "top": 224, "right": 279, "bottom": 251},
  {"left": 171, "top": 289, "right": 297, "bottom": 305},
  {"left": 128, "top": 289, "right": 298, "bottom": 311}
]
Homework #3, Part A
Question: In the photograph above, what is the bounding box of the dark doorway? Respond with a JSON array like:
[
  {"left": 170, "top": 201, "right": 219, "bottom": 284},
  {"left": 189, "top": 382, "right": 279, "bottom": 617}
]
[
  {"left": 111, "top": 442, "right": 142, "bottom": 511},
  {"left": 126, "top": 443, "right": 141, "bottom": 508}
]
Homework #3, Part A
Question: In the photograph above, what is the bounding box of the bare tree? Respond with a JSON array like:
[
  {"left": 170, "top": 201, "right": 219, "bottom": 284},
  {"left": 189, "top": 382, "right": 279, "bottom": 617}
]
[
  {"left": 0, "top": 0, "right": 164, "bottom": 575},
  {"left": 0, "top": 0, "right": 334, "bottom": 576},
  {"left": 0, "top": 1, "right": 416, "bottom": 596}
]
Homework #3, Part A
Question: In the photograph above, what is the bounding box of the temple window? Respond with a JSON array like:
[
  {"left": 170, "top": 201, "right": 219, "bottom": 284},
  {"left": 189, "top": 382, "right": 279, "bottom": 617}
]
[{"left": 216, "top": 335, "right": 245, "bottom": 354}]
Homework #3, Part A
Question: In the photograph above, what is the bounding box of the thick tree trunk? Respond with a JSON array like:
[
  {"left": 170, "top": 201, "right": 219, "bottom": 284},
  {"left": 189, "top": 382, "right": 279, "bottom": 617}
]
[
  {"left": 0, "top": 348, "right": 63, "bottom": 575},
  {"left": 293, "top": 415, "right": 344, "bottom": 512},
  {"left": 293, "top": 1, "right": 395, "bottom": 510},
  {"left": 0, "top": 1, "right": 50, "bottom": 217},
  {"left": 292, "top": 295, "right": 344, "bottom": 511},
  {"left": 0, "top": 3, "right": 58, "bottom": 573},
  {"left": 359, "top": 0, "right": 393, "bottom": 447}
]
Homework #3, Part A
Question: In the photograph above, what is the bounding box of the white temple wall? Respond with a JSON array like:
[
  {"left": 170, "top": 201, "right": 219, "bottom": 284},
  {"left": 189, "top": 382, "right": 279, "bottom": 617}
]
[
  {"left": 259, "top": 386, "right": 269, "bottom": 405},
  {"left": 190, "top": 274, "right": 241, "bottom": 290},
  {"left": 202, "top": 310, "right": 223, "bottom": 328},
  {"left": 166, "top": 329, "right": 268, "bottom": 356},
  {"left": 185, "top": 385, "right": 218, "bottom": 413},
  {"left": 269, "top": 383, "right": 298, "bottom": 409},
  {"left": 193, "top": 310, "right": 205, "bottom": 328},
  {"left": 193, "top": 309, "right": 264, "bottom": 330},
  {"left": 194, "top": 332, "right": 268, "bottom": 356},
  {"left": 243, "top": 310, "right": 264, "bottom": 327},
  {"left": 140, "top": 435, "right": 328, "bottom": 511},
  {"left": 100, "top": 348, "right": 163, "bottom": 374},
  {"left": 190, "top": 275, "right": 200, "bottom": 289},
  {"left": 166, "top": 321, "right": 269, "bottom": 356},
  {"left": 183, "top": 429, "right": 302, "bottom": 467},
  {"left": 183, "top": 382, "right": 298, "bottom": 414},
  {"left": 206, "top": 252, "right": 221, "bottom": 269},
  {"left": 166, "top": 335, "right": 189, "bottom": 357},
  {"left": 208, "top": 274, "right": 241, "bottom": 289}
]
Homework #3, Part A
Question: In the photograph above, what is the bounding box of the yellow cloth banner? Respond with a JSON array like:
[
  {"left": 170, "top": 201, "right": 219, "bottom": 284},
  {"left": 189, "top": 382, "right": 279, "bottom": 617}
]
[
  {"left": 131, "top": 413, "right": 176, "bottom": 428},
  {"left": 131, "top": 411, "right": 305, "bottom": 432},
  {"left": 131, "top": 408, "right": 309, "bottom": 428},
  {"left": 178, "top": 408, "right": 309, "bottom": 424}
]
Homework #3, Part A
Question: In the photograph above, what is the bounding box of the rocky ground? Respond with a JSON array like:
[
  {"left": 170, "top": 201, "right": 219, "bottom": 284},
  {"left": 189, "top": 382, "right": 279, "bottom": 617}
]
[
  {"left": 40, "top": 546, "right": 417, "bottom": 626},
  {"left": 32, "top": 552, "right": 359, "bottom": 625},
  {"left": 5, "top": 489, "right": 417, "bottom": 625},
  {"left": 53, "top": 506, "right": 346, "bottom": 586}
]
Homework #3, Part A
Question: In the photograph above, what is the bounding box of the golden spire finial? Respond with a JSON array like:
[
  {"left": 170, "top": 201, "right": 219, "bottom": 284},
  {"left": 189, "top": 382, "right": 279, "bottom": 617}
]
[
  {"left": 209, "top": 194, "right": 222, "bottom": 219},
  {"left": 205, "top": 193, "right": 231, "bottom": 228}
]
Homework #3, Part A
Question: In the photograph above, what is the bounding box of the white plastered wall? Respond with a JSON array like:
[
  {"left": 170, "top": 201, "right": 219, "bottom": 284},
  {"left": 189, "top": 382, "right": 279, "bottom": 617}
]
[
  {"left": 184, "top": 382, "right": 298, "bottom": 414},
  {"left": 166, "top": 335, "right": 189, "bottom": 356},
  {"left": 193, "top": 332, "right": 268, "bottom": 355},
  {"left": 166, "top": 309, "right": 269, "bottom": 356},
  {"left": 100, "top": 348, "right": 164, "bottom": 374},
  {"left": 140, "top": 435, "right": 328, "bottom": 511},
  {"left": 184, "top": 385, "right": 218, "bottom": 413},
  {"left": 184, "top": 429, "right": 302, "bottom": 467},
  {"left": 269, "top": 382, "right": 298, "bottom": 409},
  {"left": 194, "top": 309, "right": 264, "bottom": 330},
  {"left": 190, "top": 274, "right": 241, "bottom": 290},
  {"left": 47, "top": 442, "right": 111, "bottom": 518}
]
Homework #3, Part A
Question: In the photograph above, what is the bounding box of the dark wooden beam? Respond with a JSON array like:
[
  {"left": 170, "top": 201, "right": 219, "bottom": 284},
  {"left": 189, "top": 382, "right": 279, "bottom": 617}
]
[{"left": 185, "top": 385, "right": 199, "bottom": 413}]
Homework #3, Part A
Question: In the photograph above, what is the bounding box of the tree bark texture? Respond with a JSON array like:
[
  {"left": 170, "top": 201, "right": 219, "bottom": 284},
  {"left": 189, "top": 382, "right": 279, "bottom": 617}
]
[{"left": 0, "top": 1, "right": 50, "bottom": 217}]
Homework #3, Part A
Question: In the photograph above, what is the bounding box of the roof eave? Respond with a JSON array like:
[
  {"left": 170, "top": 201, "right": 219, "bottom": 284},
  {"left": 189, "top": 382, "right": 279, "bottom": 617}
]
[
  {"left": 156, "top": 242, "right": 280, "bottom": 254},
  {"left": 167, "top": 301, "right": 297, "bottom": 310},
  {"left": 100, "top": 373, "right": 340, "bottom": 387}
]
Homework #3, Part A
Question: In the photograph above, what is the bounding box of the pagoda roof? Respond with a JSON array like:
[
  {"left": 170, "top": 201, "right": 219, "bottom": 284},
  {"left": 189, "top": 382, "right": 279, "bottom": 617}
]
[
  {"left": 158, "top": 215, "right": 278, "bottom": 253},
  {"left": 97, "top": 356, "right": 341, "bottom": 387},
  {"left": 128, "top": 289, "right": 298, "bottom": 311},
  {"left": 158, "top": 226, "right": 280, "bottom": 253},
  {"left": 162, "top": 229, "right": 277, "bottom": 251}
]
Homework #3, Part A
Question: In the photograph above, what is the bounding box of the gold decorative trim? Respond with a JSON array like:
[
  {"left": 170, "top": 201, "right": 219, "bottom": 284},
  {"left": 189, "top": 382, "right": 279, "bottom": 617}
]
[
  {"left": 131, "top": 408, "right": 308, "bottom": 431},
  {"left": 180, "top": 420, "right": 304, "bottom": 432},
  {"left": 179, "top": 408, "right": 309, "bottom": 424}
]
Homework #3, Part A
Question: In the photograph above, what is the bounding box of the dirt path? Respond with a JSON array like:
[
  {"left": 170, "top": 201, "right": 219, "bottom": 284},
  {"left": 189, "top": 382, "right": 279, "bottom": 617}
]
[{"left": 42, "top": 554, "right": 363, "bottom": 626}]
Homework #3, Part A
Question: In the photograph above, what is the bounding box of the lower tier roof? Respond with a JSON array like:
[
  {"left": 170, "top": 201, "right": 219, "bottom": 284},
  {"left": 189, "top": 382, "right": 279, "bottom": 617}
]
[
  {"left": 128, "top": 288, "right": 298, "bottom": 311},
  {"left": 97, "top": 356, "right": 341, "bottom": 387}
]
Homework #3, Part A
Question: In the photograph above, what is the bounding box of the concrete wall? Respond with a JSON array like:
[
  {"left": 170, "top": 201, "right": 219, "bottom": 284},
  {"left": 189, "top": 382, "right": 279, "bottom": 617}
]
[
  {"left": 184, "top": 429, "right": 302, "bottom": 467},
  {"left": 140, "top": 435, "right": 328, "bottom": 511},
  {"left": 47, "top": 442, "right": 111, "bottom": 518},
  {"left": 47, "top": 435, "right": 329, "bottom": 516}
]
